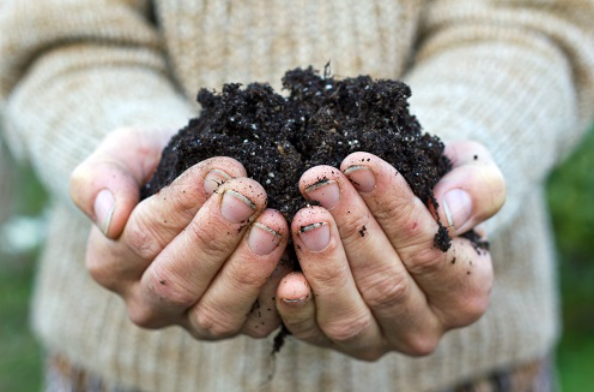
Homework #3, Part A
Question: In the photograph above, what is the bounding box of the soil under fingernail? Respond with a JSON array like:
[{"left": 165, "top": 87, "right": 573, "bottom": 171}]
[
  {"left": 248, "top": 222, "right": 281, "bottom": 256},
  {"left": 299, "top": 222, "right": 330, "bottom": 251},
  {"left": 204, "top": 169, "right": 231, "bottom": 195},
  {"left": 344, "top": 166, "right": 376, "bottom": 192},
  {"left": 221, "top": 190, "right": 255, "bottom": 223},
  {"left": 305, "top": 180, "right": 340, "bottom": 210},
  {"left": 281, "top": 296, "right": 309, "bottom": 306}
]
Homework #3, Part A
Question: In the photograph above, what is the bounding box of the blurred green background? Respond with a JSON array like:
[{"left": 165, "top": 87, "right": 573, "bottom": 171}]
[{"left": 1, "top": 127, "right": 593, "bottom": 392}]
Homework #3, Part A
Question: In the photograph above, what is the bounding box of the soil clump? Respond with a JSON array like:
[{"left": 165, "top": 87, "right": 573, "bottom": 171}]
[{"left": 142, "top": 66, "right": 454, "bottom": 251}]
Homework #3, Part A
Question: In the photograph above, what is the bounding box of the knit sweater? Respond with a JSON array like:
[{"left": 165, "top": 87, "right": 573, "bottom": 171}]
[{"left": 1, "top": 1, "right": 594, "bottom": 391}]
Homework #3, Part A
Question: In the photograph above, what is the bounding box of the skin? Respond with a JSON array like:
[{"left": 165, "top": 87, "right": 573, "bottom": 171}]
[
  {"left": 71, "top": 128, "right": 291, "bottom": 339},
  {"left": 70, "top": 128, "right": 506, "bottom": 358},
  {"left": 276, "top": 142, "right": 505, "bottom": 360}
]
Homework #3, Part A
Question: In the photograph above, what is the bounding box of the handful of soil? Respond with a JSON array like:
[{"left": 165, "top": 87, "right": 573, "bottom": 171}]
[{"left": 142, "top": 66, "right": 453, "bottom": 251}]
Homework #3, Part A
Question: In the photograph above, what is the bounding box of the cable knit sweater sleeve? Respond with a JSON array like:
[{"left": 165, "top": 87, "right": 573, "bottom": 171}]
[
  {"left": 0, "top": 0, "right": 195, "bottom": 206},
  {"left": 405, "top": 0, "right": 594, "bottom": 235}
]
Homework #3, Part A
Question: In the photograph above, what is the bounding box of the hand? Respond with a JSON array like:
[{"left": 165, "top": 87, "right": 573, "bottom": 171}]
[
  {"left": 70, "top": 127, "right": 290, "bottom": 340},
  {"left": 275, "top": 141, "right": 505, "bottom": 360}
]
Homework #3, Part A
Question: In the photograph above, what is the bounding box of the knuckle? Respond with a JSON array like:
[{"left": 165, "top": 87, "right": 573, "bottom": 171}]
[
  {"left": 243, "top": 322, "right": 278, "bottom": 339},
  {"left": 373, "top": 192, "right": 409, "bottom": 224},
  {"left": 69, "top": 165, "right": 93, "bottom": 208},
  {"left": 405, "top": 246, "right": 446, "bottom": 276},
  {"left": 307, "top": 263, "right": 349, "bottom": 290},
  {"left": 322, "top": 315, "right": 372, "bottom": 345},
  {"left": 85, "top": 231, "right": 120, "bottom": 290},
  {"left": 353, "top": 348, "right": 385, "bottom": 362},
  {"left": 362, "top": 271, "right": 410, "bottom": 310},
  {"left": 193, "top": 306, "right": 240, "bottom": 339},
  {"left": 283, "top": 318, "right": 319, "bottom": 341},
  {"left": 449, "top": 293, "right": 490, "bottom": 328},
  {"left": 189, "top": 219, "right": 230, "bottom": 259},
  {"left": 227, "top": 262, "right": 269, "bottom": 292},
  {"left": 400, "top": 332, "right": 440, "bottom": 357},
  {"left": 146, "top": 275, "right": 197, "bottom": 310},
  {"left": 125, "top": 213, "right": 164, "bottom": 260},
  {"left": 486, "top": 167, "right": 507, "bottom": 212},
  {"left": 69, "top": 164, "right": 87, "bottom": 190},
  {"left": 127, "top": 302, "right": 163, "bottom": 329},
  {"left": 161, "top": 181, "right": 201, "bottom": 220},
  {"left": 86, "top": 252, "right": 112, "bottom": 288}
]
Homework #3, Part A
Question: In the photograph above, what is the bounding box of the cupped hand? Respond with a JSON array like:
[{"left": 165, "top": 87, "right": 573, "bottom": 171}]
[
  {"left": 276, "top": 141, "right": 506, "bottom": 360},
  {"left": 70, "top": 127, "right": 290, "bottom": 340}
]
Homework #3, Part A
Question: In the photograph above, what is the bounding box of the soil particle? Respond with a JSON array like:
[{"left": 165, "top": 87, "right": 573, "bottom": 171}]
[
  {"left": 461, "top": 230, "right": 490, "bottom": 254},
  {"left": 359, "top": 225, "right": 367, "bottom": 237}
]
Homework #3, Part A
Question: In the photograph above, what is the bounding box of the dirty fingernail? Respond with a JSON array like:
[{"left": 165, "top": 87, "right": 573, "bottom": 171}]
[
  {"left": 305, "top": 179, "right": 340, "bottom": 210},
  {"left": 281, "top": 295, "right": 310, "bottom": 307},
  {"left": 443, "top": 189, "right": 472, "bottom": 232},
  {"left": 94, "top": 189, "right": 115, "bottom": 236},
  {"left": 299, "top": 222, "right": 330, "bottom": 252},
  {"left": 221, "top": 190, "right": 256, "bottom": 224},
  {"left": 204, "top": 169, "right": 232, "bottom": 196},
  {"left": 344, "top": 166, "right": 375, "bottom": 192},
  {"left": 248, "top": 222, "right": 281, "bottom": 255}
]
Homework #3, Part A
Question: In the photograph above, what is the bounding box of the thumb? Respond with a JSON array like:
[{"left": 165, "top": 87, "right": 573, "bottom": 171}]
[
  {"left": 433, "top": 141, "right": 506, "bottom": 236},
  {"left": 70, "top": 127, "right": 172, "bottom": 239}
]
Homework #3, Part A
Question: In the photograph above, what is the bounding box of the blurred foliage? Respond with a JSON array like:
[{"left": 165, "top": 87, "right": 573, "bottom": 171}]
[
  {"left": 0, "top": 127, "right": 593, "bottom": 391},
  {"left": 0, "top": 253, "right": 43, "bottom": 392},
  {"left": 0, "top": 151, "right": 46, "bottom": 392},
  {"left": 547, "top": 125, "right": 594, "bottom": 390}
]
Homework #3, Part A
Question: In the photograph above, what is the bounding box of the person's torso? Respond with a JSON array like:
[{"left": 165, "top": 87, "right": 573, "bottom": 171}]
[{"left": 155, "top": 0, "right": 426, "bottom": 98}]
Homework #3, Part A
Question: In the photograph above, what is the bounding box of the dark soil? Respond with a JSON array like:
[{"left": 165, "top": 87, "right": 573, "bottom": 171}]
[{"left": 142, "top": 66, "right": 454, "bottom": 250}]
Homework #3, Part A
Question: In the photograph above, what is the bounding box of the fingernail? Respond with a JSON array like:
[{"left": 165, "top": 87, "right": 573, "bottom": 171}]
[
  {"left": 442, "top": 189, "right": 472, "bottom": 231},
  {"left": 305, "top": 179, "right": 340, "bottom": 210},
  {"left": 248, "top": 222, "right": 281, "bottom": 256},
  {"left": 221, "top": 190, "right": 256, "bottom": 224},
  {"left": 94, "top": 189, "right": 115, "bottom": 236},
  {"left": 344, "top": 166, "right": 375, "bottom": 192},
  {"left": 299, "top": 222, "right": 330, "bottom": 252},
  {"left": 281, "top": 295, "right": 310, "bottom": 307},
  {"left": 204, "top": 169, "right": 232, "bottom": 196}
]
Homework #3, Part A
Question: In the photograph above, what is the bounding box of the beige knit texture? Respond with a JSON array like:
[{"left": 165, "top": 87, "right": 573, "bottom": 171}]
[{"left": 1, "top": 1, "right": 594, "bottom": 391}]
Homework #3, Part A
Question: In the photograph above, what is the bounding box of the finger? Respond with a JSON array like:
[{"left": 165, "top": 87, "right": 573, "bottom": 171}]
[
  {"left": 276, "top": 272, "right": 331, "bottom": 347},
  {"left": 85, "top": 157, "right": 246, "bottom": 292},
  {"left": 70, "top": 127, "right": 171, "bottom": 239},
  {"left": 187, "top": 209, "right": 289, "bottom": 339},
  {"left": 341, "top": 152, "right": 492, "bottom": 333},
  {"left": 433, "top": 141, "right": 506, "bottom": 236},
  {"left": 241, "top": 252, "right": 293, "bottom": 338},
  {"left": 299, "top": 166, "right": 442, "bottom": 355},
  {"left": 427, "top": 235, "right": 493, "bottom": 330},
  {"left": 341, "top": 151, "right": 445, "bottom": 256},
  {"left": 122, "top": 156, "right": 246, "bottom": 263},
  {"left": 128, "top": 178, "right": 267, "bottom": 328},
  {"left": 291, "top": 207, "right": 383, "bottom": 358}
]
